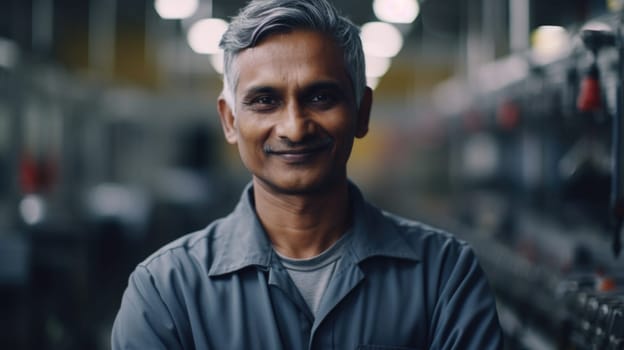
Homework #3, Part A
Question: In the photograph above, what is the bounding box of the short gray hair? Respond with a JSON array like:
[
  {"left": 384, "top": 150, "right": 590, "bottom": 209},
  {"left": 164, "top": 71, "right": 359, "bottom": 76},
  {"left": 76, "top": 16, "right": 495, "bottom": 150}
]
[{"left": 219, "top": 0, "right": 366, "bottom": 111}]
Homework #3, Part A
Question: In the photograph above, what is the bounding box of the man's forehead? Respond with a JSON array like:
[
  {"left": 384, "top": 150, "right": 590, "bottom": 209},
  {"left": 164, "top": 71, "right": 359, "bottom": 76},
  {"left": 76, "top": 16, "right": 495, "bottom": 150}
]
[{"left": 233, "top": 30, "right": 349, "bottom": 88}]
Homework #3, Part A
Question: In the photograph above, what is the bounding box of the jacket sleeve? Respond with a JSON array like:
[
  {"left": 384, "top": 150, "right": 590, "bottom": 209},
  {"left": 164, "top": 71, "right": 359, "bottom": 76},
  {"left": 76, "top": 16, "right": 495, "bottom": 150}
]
[
  {"left": 428, "top": 242, "right": 504, "bottom": 350},
  {"left": 111, "top": 265, "right": 183, "bottom": 350}
]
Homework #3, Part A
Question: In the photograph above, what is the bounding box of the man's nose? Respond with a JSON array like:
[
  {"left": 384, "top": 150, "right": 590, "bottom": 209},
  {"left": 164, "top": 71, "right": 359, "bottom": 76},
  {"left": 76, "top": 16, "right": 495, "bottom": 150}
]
[{"left": 276, "top": 102, "right": 314, "bottom": 142}]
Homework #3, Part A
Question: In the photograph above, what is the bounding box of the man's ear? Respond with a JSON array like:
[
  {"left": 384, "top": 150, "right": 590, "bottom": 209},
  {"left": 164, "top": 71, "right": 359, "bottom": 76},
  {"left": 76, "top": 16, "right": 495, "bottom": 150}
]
[
  {"left": 355, "top": 86, "right": 372, "bottom": 138},
  {"left": 217, "top": 95, "right": 238, "bottom": 144}
]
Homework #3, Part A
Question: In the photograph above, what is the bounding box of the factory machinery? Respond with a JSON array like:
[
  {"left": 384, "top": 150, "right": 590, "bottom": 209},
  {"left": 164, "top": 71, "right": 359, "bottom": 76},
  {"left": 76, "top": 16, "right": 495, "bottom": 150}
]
[
  {"left": 0, "top": 56, "right": 242, "bottom": 348},
  {"left": 434, "top": 11, "right": 624, "bottom": 350}
]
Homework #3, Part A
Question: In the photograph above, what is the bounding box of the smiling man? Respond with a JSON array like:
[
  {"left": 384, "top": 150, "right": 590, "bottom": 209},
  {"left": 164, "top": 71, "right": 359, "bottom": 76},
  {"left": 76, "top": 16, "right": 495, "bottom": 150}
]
[{"left": 111, "top": 0, "right": 503, "bottom": 349}]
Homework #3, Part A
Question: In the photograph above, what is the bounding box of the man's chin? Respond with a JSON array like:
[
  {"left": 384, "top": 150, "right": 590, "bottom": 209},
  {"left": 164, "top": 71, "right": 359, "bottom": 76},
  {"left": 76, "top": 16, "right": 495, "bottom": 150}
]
[{"left": 253, "top": 176, "right": 341, "bottom": 196}]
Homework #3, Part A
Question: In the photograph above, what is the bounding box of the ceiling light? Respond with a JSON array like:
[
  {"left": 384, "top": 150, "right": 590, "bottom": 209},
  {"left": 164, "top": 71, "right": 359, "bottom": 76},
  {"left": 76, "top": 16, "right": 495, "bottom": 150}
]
[
  {"left": 367, "top": 77, "right": 380, "bottom": 90},
  {"left": 187, "top": 18, "right": 228, "bottom": 55},
  {"left": 365, "top": 55, "right": 391, "bottom": 77},
  {"left": 531, "top": 25, "right": 570, "bottom": 63},
  {"left": 155, "top": 0, "right": 198, "bottom": 20},
  {"left": 360, "top": 22, "right": 404, "bottom": 58},
  {"left": 210, "top": 51, "right": 224, "bottom": 74},
  {"left": 373, "top": 0, "right": 420, "bottom": 24}
]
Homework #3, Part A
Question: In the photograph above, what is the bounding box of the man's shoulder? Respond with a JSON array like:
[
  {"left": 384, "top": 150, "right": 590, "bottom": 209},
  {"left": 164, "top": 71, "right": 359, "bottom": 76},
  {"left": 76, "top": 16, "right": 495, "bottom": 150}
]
[
  {"left": 137, "top": 216, "right": 229, "bottom": 273},
  {"left": 378, "top": 209, "right": 471, "bottom": 257}
]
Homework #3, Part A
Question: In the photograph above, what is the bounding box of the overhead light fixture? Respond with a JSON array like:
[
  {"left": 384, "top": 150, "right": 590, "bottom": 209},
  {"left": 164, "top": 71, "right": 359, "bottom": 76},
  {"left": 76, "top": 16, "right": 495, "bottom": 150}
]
[
  {"left": 373, "top": 0, "right": 420, "bottom": 24},
  {"left": 210, "top": 51, "right": 224, "bottom": 74},
  {"left": 155, "top": 0, "right": 198, "bottom": 20},
  {"left": 365, "top": 55, "right": 391, "bottom": 78},
  {"left": 367, "top": 77, "right": 381, "bottom": 90},
  {"left": 187, "top": 18, "right": 228, "bottom": 54},
  {"left": 360, "top": 21, "right": 404, "bottom": 58},
  {"left": 531, "top": 25, "right": 570, "bottom": 63}
]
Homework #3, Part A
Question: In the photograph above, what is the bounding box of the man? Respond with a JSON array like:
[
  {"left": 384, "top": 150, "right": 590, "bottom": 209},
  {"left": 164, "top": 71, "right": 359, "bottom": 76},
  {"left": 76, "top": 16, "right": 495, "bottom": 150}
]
[{"left": 111, "top": 0, "right": 503, "bottom": 348}]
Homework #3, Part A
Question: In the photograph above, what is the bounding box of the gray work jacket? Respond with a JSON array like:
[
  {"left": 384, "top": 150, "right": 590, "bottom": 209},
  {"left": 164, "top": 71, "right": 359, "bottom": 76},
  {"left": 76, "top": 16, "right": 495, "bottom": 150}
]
[{"left": 111, "top": 183, "right": 503, "bottom": 349}]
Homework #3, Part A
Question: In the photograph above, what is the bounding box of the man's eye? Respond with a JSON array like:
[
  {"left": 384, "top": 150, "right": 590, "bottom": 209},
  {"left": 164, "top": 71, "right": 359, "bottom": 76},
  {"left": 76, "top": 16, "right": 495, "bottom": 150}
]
[
  {"left": 309, "top": 92, "right": 336, "bottom": 106},
  {"left": 243, "top": 95, "right": 280, "bottom": 111},
  {"left": 253, "top": 96, "right": 278, "bottom": 105}
]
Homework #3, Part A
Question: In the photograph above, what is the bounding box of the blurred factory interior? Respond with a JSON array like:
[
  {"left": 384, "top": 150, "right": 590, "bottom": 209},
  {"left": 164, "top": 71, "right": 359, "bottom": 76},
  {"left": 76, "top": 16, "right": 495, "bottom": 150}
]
[{"left": 1, "top": 0, "right": 624, "bottom": 348}]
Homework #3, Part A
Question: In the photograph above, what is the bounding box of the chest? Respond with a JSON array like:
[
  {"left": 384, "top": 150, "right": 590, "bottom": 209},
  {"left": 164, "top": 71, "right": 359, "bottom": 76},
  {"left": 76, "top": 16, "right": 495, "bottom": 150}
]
[{"left": 182, "top": 262, "right": 430, "bottom": 350}]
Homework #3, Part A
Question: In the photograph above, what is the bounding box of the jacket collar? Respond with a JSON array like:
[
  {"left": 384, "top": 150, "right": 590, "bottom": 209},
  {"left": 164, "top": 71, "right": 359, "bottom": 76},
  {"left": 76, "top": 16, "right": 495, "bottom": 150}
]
[{"left": 207, "top": 182, "right": 420, "bottom": 277}]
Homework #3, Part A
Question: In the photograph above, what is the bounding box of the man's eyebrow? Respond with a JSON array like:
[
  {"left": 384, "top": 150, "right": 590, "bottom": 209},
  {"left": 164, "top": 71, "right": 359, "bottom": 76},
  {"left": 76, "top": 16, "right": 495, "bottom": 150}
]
[
  {"left": 302, "top": 80, "right": 344, "bottom": 93},
  {"left": 241, "top": 86, "right": 280, "bottom": 101},
  {"left": 240, "top": 80, "right": 347, "bottom": 101}
]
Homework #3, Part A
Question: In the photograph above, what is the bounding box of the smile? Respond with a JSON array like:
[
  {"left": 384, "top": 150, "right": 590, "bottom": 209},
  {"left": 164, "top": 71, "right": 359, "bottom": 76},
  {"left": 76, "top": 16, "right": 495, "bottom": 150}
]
[{"left": 265, "top": 138, "right": 333, "bottom": 161}]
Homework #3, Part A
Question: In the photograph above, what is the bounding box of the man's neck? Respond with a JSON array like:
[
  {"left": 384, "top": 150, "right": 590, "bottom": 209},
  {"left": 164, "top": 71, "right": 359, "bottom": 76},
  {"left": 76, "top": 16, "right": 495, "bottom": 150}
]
[{"left": 252, "top": 179, "right": 351, "bottom": 259}]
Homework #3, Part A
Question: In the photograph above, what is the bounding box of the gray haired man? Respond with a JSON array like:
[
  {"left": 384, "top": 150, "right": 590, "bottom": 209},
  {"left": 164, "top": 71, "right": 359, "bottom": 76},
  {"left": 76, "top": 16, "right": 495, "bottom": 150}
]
[{"left": 111, "top": 0, "right": 504, "bottom": 348}]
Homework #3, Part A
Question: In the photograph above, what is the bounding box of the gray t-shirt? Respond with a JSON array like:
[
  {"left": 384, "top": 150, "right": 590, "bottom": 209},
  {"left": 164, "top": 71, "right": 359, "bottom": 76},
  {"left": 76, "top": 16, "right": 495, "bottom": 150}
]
[{"left": 275, "top": 231, "right": 351, "bottom": 316}]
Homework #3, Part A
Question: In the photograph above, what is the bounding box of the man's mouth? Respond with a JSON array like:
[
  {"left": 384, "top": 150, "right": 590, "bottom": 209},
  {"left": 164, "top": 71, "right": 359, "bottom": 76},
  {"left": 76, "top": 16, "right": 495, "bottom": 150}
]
[{"left": 265, "top": 138, "right": 333, "bottom": 159}]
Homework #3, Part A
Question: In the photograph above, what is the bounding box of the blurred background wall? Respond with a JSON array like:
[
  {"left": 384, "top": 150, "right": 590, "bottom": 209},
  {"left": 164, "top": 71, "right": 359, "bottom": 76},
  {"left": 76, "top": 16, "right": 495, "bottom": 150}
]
[{"left": 1, "top": 0, "right": 624, "bottom": 349}]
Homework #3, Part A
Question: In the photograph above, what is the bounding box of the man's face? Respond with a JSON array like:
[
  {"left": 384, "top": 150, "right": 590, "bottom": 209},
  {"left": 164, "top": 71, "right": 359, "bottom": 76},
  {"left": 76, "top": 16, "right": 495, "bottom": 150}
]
[{"left": 218, "top": 30, "right": 371, "bottom": 195}]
